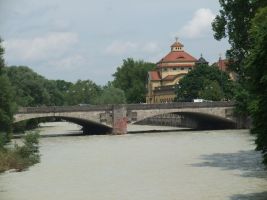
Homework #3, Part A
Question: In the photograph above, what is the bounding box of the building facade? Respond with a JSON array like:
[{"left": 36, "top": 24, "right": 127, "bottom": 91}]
[{"left": 146, "top": 40, "right": 197, "bottom": 104}]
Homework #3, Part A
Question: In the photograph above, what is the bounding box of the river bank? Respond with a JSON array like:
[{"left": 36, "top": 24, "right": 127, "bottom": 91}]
[{"left": 0, "top": 132, "right": 40, "bottom": 173}]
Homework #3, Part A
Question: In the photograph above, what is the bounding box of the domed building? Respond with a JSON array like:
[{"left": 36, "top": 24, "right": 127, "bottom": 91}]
[{"left": 146, "top": 39, "right": 198, "bottom": 104}]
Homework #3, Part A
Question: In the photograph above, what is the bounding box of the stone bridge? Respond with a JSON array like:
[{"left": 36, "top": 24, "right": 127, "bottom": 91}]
[{"left": 14, "top": 101, "right": 237, "bottom": 134}]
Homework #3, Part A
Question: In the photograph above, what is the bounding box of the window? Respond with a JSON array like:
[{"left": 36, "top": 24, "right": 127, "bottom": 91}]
[
  {"left": 181, "top": 67, "right": 184, "bottom": 70},
  {"left": 173, "top": 68, "right": 176, "bottom": 70}
]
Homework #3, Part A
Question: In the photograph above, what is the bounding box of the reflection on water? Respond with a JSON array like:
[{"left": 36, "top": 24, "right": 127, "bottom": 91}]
[{"left": 0, "top": 122, "right": 267, "bottom": 200}]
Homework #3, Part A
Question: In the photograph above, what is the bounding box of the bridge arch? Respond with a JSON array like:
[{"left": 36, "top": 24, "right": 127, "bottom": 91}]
[
  {"left": 133, "top": 111, "right": 236, "bottom": 129},
  {"left": 14, "top": 114, "right": 112, "bottom": 134}
]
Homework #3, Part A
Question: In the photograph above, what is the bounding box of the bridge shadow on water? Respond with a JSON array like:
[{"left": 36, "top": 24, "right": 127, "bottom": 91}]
[{"left": 191, "top": 150, "right": 267, "bottom": 200}]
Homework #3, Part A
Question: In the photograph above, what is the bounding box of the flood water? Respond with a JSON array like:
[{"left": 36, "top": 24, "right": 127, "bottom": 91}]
[{"left": 0, "top": 122, "right": 267, "bottom": 200}]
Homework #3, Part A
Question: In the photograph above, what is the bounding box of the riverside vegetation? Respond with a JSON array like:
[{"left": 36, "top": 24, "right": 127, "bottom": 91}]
[
  {"left": 0, "top": 38, "right": 41, "bottom": 173},
  {"left": 0, "top": 132, "right": 40, "bottom": 173},
  {"left": 212, "top": 0, "right": 267, "bottom": 164}
]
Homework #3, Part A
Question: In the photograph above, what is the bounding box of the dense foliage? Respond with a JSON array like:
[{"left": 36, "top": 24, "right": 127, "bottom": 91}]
[
  {"left": 0, "top": 39, "right": 15, "bottom": 140},
  {"left": 95, "top": 83, "right": 126, "bottom": 105},
  {"left": 112, "top": 58, "right": 156, "bottom": 103},
  {"left": 65, "top": 79, "right": 101, "bottom": 105},
  {"left": 213, "top": 0, "right": 267, "bottom": 164},
  {"left": 0, "top": 39, "right": 40, "bottom": 173},
  {"left": 175, "top": 64, "right": 235, "bottom": 101},
  {"left": 245, "top": 7, "right": 267, "bottom": 164},
  {"left": 212, "top": 0, "right": 267, "bottom": 77},
  {"left": 4, "top": 66, "right": 127, "bottom": 108},
  {"left": 0, "top": 132, "right": 40, "bottom": 172}
]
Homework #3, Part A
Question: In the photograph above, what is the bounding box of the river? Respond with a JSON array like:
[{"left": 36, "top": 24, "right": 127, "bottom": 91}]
[{"left": 0, "top": 122, "right": 267, "bottom": 200}]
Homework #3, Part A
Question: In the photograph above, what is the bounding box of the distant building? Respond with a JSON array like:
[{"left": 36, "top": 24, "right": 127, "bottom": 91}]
[
  {"left": 195, "top": 54, "right": 209, "bottom": 66},
  {"left": 213, "top": 57, "right": 237, "bottom": 81},
  {"left": 146, "top": 39, "right": 200, "bottom": 104}
]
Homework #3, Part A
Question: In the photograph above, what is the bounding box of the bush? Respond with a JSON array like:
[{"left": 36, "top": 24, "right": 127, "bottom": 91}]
[{"left": 0, "top": 131, "right": 40, "bottom": 173}]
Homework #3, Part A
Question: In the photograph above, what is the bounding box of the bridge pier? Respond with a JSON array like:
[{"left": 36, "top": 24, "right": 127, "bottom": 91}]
[{"left": 112, "top": 105, "right": 127, "bottom": 134}]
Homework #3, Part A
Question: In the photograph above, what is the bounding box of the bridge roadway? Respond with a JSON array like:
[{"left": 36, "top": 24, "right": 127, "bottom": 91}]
[{"left": 14, "top": 101, "right": 237, "bottom": 134}]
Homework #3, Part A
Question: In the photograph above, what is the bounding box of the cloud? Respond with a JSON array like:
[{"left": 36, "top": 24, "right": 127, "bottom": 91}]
[
  {"left": 46, "top": 54, "right": 87, "bottom": 71},
  {"left": 3, "top": 32, "right": 78, "bottom": 62},
  {"left": 177, "top": 8, "right": 215, "bottom": 39},
  {"left": 105, "top": 41, "right": 138, "bottom": 55},
  {"left": 105, "top": 41, "right": 161, "bottom": 55}
]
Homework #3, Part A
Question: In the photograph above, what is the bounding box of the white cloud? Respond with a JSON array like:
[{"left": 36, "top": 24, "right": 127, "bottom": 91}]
[
  {"left": 47, "top": 55, "right": 87, "bottom": 71},
  {"left": 105, "top": 41, "right": 161, "bottom": 55},
  {"left": 178, "top": 8, "right": 215, "bottom": 39},
  {"left": 105, "top": 41, "right": 138, "bottom": 55},
  {"left": 3, "top": 32, "right": 78, "bottom": 62}
]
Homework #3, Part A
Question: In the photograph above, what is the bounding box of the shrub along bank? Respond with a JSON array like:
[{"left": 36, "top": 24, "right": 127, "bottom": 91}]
[{"left": 0, "top": 132, "right": 40, "bottom": 173}]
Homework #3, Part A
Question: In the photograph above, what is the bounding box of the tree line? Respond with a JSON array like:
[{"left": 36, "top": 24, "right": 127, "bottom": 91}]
[{"left": 212, "top": 0, "right": 267, "bottom": 164}]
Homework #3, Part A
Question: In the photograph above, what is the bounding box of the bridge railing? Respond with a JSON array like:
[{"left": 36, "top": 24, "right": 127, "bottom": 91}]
[
  {"left": 17, "top": 105, "right": 113, "bottom": 113},
  {"left": 126, "top": 101, "right": 235, "bottom": 110},
  {"left": 17, "top": 101, "right": 235, "bottom": 114}
]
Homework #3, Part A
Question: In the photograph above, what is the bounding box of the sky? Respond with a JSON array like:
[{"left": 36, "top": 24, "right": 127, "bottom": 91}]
[{"left": 0, "top": 0, "right": 229, "bottom": 85}]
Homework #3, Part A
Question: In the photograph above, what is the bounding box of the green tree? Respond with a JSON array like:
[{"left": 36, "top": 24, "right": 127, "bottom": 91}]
[
  {"left": 0, "top": 76, "right": 15, "bottom": 133},
  {"left": 0, "top": 38, "right": 4, "bottom": 75},
  {"left": 212, "top": 0, "right": 267, "bottom": 77},
  {"left": 199, "top": 80, "right": 224, "bottom": 101},
  {"left": 55, "top": 80, "right": 73, "bottom": 105},
  {"left": 95, "top": 85, "right": 126, "bottom": 105},
  {"left": 5, "top": 66, "right": 69, "bottom": 106},
  {"left": 245, "top": 7, "right": 267, "bottom": 164},
  {"left": 212, "top": 0, "right": 267, "bottom": 116},
  {"left": 5, "top": 66, "right": 49, "bottom": 106},
  {"left": 175, "top": 64, "right": 235, "bottom": 101},
  {"left": 66, "top": 80, "right": 101, "bottom": 105},
  {"left": 0, "top": 39, "right": 15, "bottom": 139},
  {"left": 43, "top": 80, "right": 65, "bottom": 106},
  {"left": 112, "top": 58, "right": 156, "bottom": 103}
]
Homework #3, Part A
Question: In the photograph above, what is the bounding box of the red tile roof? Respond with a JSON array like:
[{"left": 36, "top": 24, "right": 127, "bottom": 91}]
[
  {"left": 158, "top": 51, "right": 197, "bottom": 65},
  {"left": 149, "top": 71, "right": 161, "bottom": 81},
  {"left": 215, "top": 59, "right": 228, "bottom": 71}
]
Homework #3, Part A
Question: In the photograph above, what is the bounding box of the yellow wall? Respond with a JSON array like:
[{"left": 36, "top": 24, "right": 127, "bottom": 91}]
[
  {"left": 160, "top": 68, "right": 192, "bottom": 79},
  {"left": 153, "top": 94, "right": 176, "bottom": 104},
  {"left": 161, "top": 75, "right": 186, "bottom": 86},
  {"left": 159, "top": 62, "right": 195, "bottom": 67}
]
